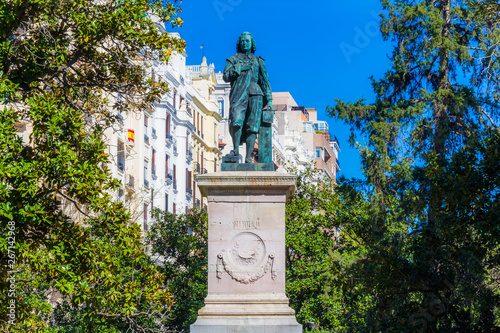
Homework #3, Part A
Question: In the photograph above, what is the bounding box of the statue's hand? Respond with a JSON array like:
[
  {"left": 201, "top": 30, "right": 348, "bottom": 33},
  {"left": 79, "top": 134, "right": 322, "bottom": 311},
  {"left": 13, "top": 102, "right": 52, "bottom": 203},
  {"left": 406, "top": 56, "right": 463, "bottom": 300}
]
[{"left": 267, "top": 100, "right": 273, "bottom": 110}]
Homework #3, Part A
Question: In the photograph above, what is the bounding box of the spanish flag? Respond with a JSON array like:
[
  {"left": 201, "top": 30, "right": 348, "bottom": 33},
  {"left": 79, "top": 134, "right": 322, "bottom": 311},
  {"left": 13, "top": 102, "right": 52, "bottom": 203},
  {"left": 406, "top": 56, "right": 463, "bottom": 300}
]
[{"left": 128, "top": 129, "right": 135, "bottom": 142}]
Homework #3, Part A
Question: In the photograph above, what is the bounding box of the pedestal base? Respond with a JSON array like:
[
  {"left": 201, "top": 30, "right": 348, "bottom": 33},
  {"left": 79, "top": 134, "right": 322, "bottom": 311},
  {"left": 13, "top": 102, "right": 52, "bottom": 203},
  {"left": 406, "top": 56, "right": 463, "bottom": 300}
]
[
  {"left": 191, "top": 317, "right": 302, "bottom": 333},
  {"left": 192, "top": 294, "right": 302, "bottom": 332},
  {"left": 191, "top": 172, "right": 301, "bottom": 332}
]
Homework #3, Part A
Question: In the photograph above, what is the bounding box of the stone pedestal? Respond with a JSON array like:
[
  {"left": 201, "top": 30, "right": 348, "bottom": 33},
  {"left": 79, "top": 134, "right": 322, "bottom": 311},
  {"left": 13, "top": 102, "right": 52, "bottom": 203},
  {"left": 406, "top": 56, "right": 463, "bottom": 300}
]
[{"left": 191, "top": 171, "right": 302, "bottom": 333}]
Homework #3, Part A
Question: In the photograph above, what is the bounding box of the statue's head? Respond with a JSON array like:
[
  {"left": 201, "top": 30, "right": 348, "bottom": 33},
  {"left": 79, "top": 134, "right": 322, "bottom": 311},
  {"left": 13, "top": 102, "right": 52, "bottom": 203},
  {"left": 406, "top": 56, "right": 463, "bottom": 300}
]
[{"left": 236, "top": 32, "right": 256, "bottom": 54}]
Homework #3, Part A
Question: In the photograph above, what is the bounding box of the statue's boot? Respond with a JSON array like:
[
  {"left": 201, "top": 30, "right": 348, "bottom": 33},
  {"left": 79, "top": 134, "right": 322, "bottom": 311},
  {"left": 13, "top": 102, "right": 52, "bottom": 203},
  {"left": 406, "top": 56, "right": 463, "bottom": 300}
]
[{"left": 245, "top": 132, "right": 257, "bottom": 164}]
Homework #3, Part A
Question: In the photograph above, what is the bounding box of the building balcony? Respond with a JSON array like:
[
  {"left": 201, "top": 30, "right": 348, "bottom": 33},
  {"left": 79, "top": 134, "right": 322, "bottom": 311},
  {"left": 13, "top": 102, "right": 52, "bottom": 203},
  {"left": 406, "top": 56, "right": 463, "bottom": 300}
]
[
  {"left": 166, "top": 173, "right": 173, "bottom": 186},
  {"left": 166, "top": 101, "right": 177, "bottom": 115},
  {"left": 166, "top": 133, "right": 173, "bottom": 147},
  {"left": 126, "top": 175, "right": 135, "bottom": 192}
]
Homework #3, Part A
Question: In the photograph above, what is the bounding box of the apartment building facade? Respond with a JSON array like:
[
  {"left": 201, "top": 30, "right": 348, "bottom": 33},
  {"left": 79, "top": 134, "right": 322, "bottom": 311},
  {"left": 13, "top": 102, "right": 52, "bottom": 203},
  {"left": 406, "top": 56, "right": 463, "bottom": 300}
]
[
  {"left": 272, "top": 92, "right": 341, "bottom": 182},
  {"left": 187, "top": 57, "right": 223, "bottom": 211},
  {"left": 106, "top": 32, "right": 212, "bottom": 231},
  {"left": 105, "top": 33, "right": 230, "bottom": 231}
]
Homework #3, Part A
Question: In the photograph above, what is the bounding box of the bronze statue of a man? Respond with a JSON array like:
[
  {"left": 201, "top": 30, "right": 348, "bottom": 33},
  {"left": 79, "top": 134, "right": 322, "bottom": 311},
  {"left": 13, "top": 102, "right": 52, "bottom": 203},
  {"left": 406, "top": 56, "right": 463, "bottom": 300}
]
[{"left": 223, "top": 32, "right": 272, "bottom": 163}]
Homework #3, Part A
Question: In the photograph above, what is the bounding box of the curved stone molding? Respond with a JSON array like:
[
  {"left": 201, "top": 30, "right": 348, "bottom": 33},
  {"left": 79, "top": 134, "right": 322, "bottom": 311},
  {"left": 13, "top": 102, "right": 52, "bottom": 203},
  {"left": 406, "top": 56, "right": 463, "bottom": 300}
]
[
  {"left": 217, "top": 253, "right": 276, "bottom": 284},
  {"left": 216, "top": 232, "right": 276, "bottom": 284}
]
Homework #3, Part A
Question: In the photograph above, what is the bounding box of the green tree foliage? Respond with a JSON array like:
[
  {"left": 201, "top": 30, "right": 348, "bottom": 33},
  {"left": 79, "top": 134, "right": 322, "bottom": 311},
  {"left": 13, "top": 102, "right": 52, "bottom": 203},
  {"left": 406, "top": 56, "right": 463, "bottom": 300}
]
[
  {"left": 285, "top": 167, "right": 372, "bottom": 331},
  {"left": 144, "top": 169, "right": 372, "bottom": 332},
  {"left": 0, "top": 0, "right": 184, "bottom": 331},
  {"left": 146, "top": 209, "right": 208, "bottom": 333},
  {"left": 329, "top": 0, "right": 500, "bottom": 330}
]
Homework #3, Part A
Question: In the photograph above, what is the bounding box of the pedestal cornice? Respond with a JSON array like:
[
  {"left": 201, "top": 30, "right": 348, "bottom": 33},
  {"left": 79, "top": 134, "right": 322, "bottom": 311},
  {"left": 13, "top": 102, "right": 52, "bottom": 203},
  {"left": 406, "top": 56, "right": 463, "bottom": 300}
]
[{"left": 196, "top": 171, "right": 296, "bottom": 198}]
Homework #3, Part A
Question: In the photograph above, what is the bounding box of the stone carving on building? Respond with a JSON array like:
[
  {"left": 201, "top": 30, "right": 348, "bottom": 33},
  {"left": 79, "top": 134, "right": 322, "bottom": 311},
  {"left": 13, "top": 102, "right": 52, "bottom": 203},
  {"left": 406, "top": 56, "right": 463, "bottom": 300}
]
[{"left": 216, "top": 232, "right": 276, "bottom": 284}]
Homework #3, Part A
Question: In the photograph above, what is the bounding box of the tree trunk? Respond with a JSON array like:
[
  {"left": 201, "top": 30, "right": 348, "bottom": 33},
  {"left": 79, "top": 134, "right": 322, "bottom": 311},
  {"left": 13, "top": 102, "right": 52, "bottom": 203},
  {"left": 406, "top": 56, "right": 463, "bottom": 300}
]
[{"left": 433, "top": 0, "right": 451, "bottom": 161}]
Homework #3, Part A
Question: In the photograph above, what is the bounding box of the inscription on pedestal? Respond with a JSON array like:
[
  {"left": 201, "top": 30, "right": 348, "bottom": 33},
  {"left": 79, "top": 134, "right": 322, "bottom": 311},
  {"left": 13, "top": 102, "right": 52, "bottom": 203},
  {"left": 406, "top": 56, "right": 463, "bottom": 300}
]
[{"left": 233, "top": 218, "right": 260, "bottom": 230}]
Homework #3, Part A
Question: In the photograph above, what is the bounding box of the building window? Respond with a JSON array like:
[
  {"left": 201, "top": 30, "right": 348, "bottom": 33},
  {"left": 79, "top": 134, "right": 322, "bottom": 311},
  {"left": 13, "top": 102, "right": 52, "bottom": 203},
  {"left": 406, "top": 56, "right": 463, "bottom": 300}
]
[
  {"left": 218, "top": 99, "right": 224, "bottom": 117},
  {"left": 186, "top": 169, "right": 192, "bottom": 194},
  {"left": 144, "top": 115, "right": 149, "bottom": 144},
  {"left": 143, "top": 203, "right": 148, "bottom": 231},
  {"left": 118, "top": 188, "right": 124, "bottom": 202},
  {"left": 314, "top": 121, "right": 328, "bottom": 132},
  {"left": 165, "top": 194, "right": 168, "bottom": 212},
  {"left": 151, "top": 189, "right": 154, "bottom": 210},
  {"left": 303, "top": 122, "right": 314, "bottom": 133},
  {"left": 315, "top": 147, "right": 322, "bottom": 159},
  {"left": 165, "top": 154, "right": 169, "bottom": 178},
  {"left": 166, "top": 113, "right": 171, "bottom": 138},
  {"left": 117, "top": 141, "right": 125, "bottom": 171},
  {"left": 144, "top": 160, "right": 149, "bottom": 187},
  {"left": 201, "top": 152, "right": 204, "bottom": 172},
  {"left": 173, "top": 164, "right": 177, "bottom": 190},
  {"left": 173, "top": 202, "right": 176, "bottom": 215},
  {"left": 193, "top": 180, "right": 196, "bottom": 202},
  {"left": 152, "top": 149, "right": 156, "bottom": 176}
]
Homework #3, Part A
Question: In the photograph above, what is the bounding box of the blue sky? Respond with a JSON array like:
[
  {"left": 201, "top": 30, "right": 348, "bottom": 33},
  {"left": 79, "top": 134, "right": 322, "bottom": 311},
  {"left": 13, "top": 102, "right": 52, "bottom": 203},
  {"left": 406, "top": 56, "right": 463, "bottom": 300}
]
[{"left": 172, "top": 0, "right": 393, "bottom": 179}]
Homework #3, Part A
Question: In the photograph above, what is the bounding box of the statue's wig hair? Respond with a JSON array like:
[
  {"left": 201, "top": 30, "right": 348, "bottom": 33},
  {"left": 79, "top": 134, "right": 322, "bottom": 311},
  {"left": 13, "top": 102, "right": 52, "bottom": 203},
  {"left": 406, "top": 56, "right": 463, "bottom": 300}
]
[{"left": 236, "top": 32, "right": 257, "bottom": 53}]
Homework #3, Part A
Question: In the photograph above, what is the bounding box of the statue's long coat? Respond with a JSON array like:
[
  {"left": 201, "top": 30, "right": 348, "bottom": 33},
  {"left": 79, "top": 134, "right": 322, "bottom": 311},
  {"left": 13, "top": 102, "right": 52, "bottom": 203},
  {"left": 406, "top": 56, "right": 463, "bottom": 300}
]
[{"left": 223, "top": 53, "right": 272, "bottom": 139}]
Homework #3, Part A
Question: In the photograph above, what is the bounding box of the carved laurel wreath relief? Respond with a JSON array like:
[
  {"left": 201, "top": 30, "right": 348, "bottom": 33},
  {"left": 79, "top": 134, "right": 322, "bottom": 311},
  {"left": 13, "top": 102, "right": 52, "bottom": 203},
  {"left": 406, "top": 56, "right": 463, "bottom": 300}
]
[{"left": 216, "top": 232, "right": 276, "bottom": 284}]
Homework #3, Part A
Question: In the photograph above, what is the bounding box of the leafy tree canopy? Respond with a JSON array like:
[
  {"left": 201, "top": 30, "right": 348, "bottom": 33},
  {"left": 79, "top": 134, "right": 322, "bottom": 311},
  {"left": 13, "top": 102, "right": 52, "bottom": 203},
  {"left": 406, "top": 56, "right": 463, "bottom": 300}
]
[
  {"left": 0, "top": 0, "right": 184, "bottom": 331},
  {"left": 285, "top": 167, "right": 371, "bottom": 331},
  {"left": 147, "top": 209, "right": 208, "bottom": 333}
]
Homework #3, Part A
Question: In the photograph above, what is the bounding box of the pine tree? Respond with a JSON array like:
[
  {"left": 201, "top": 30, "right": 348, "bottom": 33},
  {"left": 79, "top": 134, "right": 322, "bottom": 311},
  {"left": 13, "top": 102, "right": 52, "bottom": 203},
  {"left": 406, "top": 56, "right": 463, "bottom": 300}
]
[{"left": 330, "top": 0, "right": 500, "bottom": 330}]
